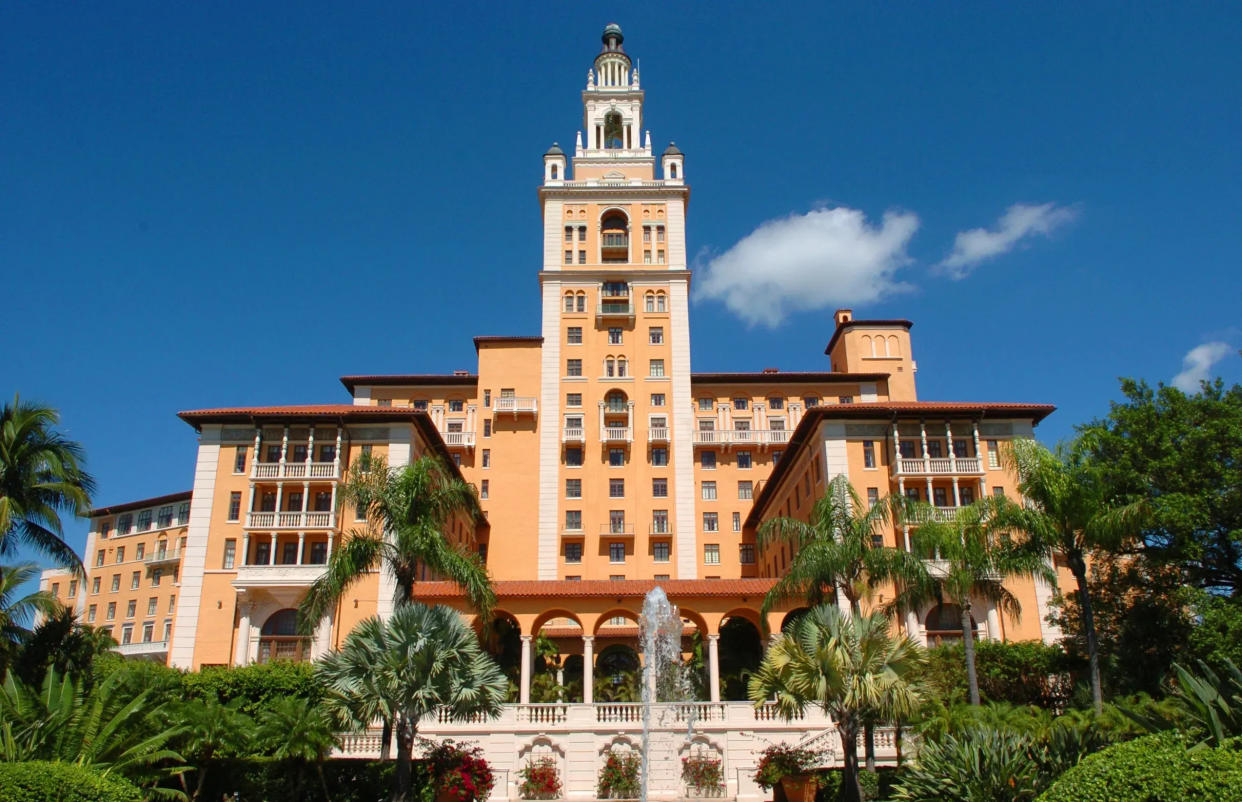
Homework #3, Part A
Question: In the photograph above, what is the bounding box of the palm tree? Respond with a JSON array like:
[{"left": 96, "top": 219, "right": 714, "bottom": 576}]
[
  {"left": 164, "top": 697, "right": 253, "bottom": 801},
  {"left": 749, "top": 606, "right": 925, "bottom": 802},
  {"left": 0, "top": 395, "right": 96, "bottom": 570},
  {"left": 892, "top": 497, "right": 1052, "bottom": 706},
  {"left": 758, "top": 474, "right": 926, "bottom": 768},
  {"left": 299, "top": 454, "right": 494, "bottom": 630},
  {"left": 257, "top": 696, "right": 339, "bottom": 801},
  {"left": 317, "top": 603, "right": 507, "bottom": 802},
  {"left": 11, "top": 606, "right": 116, "bottom": 687},
  {"left": 0, "top": 562, "right": 58, "bottom": 674},
  {"left": 998, "top": 438, "right": 1148, "bottom": 712}
]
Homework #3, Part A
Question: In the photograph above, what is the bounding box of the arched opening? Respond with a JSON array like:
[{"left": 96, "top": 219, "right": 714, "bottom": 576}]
[
  {"left": 670, "top": 162, "right": 679, "bottom": 179},
  {"left": 780, "top": 606, "right": 812, "bottom": 633},
  {"left": 550, "top": 164, "right": 558, "bottom": 180},
  {"left": 533, "top": 613, "right": 585, "bottom": 703},
  {"left": 924, "top": 603, "right": 977, "bottom": 646},
  {"left": 605, "top": 390, "right": 629, "bottom": 414},
  {"left": 601, "top": 211, "right": 629, "bottom": 262},
  {"left": 595, "top": 643, "right": 640, "bottom": 701},
  {"left": 604, "top": 112, "right": 624, "bottom": 149},
  {"left": 484, "top": 611, "right": 523, "bottom": 699},
  {"left": 718, "top": 615, "right": 763, "bottom": 701},
  {"left": 257, "top": 609, "right": 310, "bottom": 664}
]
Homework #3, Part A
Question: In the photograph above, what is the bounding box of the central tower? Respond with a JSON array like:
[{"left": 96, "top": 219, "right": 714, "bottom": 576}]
[{"left": 535, "top": 25, "right": 696, "bottom": 581}]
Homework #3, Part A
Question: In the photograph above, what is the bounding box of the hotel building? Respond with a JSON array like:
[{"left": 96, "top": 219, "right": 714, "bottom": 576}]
[{"left": 43, "top": 25, "right": 1066, "bottom": 796}]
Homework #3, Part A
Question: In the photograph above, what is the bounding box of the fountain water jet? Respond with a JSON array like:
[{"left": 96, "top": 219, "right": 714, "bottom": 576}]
[{"left": 638, "top": 586, "right": 699, "bottom": 802}]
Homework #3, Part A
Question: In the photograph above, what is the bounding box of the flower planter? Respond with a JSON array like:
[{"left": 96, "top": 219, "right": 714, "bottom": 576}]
[
  {"left": 780, "top": 775, "right": 817, "bottom": 802},
  {"left": 686, "top": 786, "right": 726, "bottom": 798}
]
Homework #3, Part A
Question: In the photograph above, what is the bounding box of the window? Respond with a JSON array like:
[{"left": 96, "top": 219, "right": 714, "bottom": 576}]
[
  {"left": 176, "top": 502, "right": 190, "bottom": 524},
  {"left": 411, "top": 400, "right": 427, "bottom": 412},
  {"left": 651, "top": 447, "right": 668, "bottom": 466},
  {"left": 839, "top": 396, "right": 854, "bottom": 404},
  {"left": 960, "top": 487, "right": 976, "bottom": 505},
  {"left": 106, "top": 602, "right": 116, "bottom": 620},
  {"left": 643, "top": 226, "right": 652, "bottom": 243},
  {"left": 110, "top": 574, "right": 120, "bottom": 592},
  {"left": 954, "top": 439, "right": 969, "bottom": 458},
  {"left": 91, "top": 577, "right": 100, "bottom": 594},
  {"left": 452, "top": 453, "right": 461, "bottom": 467},
  {"left": 565, "top": 575, "right": 581, "bottom": 581},
  {"left": 222, "top": 539, "right": 236, "bottom": 569},
  {"left": 168, "top": 595, "right": 176, "bottom": 613},
  {"left": 377, "top": 398, "right": 392, "bottom": 408},
  {"left": 733, "top": 398, "right": 748, "bottom": 411},
  {"left": 652, "top": 478, "right": 668, "bottom": 497},
  {"left": 480, "top": 480, "right": 489, "bottom": 500},
  {"left": 566, "top": 359, "right": 582, "bottom": 377},
  {"left": 565, "top": 393, "right": 582, "bottom": 408},
  {"left": 609, "top": 448, "right": 625, "bottom": 467},
  {"left": 609, "top": 479, "right": 625, "bottom": 498},
  {"left": 988, "top": 441, "right": 1000, "bottom": 469},
  {"left": 905, "top": 487, "right": 920, "bottom": 501},
  {"left": 649, "top": 359, "right": 664, "bottom": 377},
  {"left": 578, "top": 226, "right": 587, "bottom": 242},
  {"left": 227, "top": 492, "right": 242, "bottom": 522},
  {"left": 656, "top": 226, "right": 665, "bottom": 243},
  {"left": 576, "top": 294, "right": 586, "bottom": 313},
  {"left": 234, "top": 446, "right": 247, "bottom": 473},
  {"left": 649, "top": 327, "right": 664, "bottom": 344},
  {"left": 899, "top": 440, "right": 917, "bottom": 458},
  {"left": 738, "top": 481, "right": 753, "bottom": 500},
  {"left": 804, "top": 397, "right": 820, "bottom": 408},
  {"left": 933, "top": 487, "right": 948, "bottom": 506},
  {"left": 482, "top": 449, "right": 491, "bottom": 468},
  {"left": 449, "top": 400, "right": 464, "bottom": 413},
  {"left": 565, "top": 226, "right": 573, "bottom": 242},
  {"left": 578, "top": 249, "right": 586, "bottom": 264},
  {"left": 292, "top": 444, "right": 308, "bottom": 463},
  {"left": 68, "top": 580, "right": 77, "bottom": 596},
  {"left": 482, "top": 419, "right": 491, "bottom": 439},
  {"left": 142, "top": 622, "right": 154, "bottom": 643},
  {"left": 652, "top": 510, "right": 669, "bottom": 534},
  {"left": 115, "top": 546, "right": 125, "bottom": 563},
  {"left": 51, "top": 582, "right": 59, "bottom": 597},
  {"left": 653, "top": 541, "right": 670, "bottom": 562},
  {"left": 609, "top": 542, "right": 626, "bottom": 563},
  {"left": 137, "top": 510, "right": 153, "bottom": 530},
  {"left": 608, "top": 327, "right": 623, "bottom": 344},
  {"left": 768, "top": 397, "right": 784, "bottom": 410},
  {"left": 704, "top": 544, "right": 720, "bottom": 565},
  {"left": 117, "top": 513, "right": 132, "bottom": 534},
  {"left": 701, "top": 481, "right": 717, "bottom": 500},
  {"left": 609, "top": 510, "right": 627, "bottom": 534},
  {"left": 99, "top": 520, "right": 112, "bottom": 538},
  {"left": 701, "top": 451, "right": 717, "bottom": 469},
  {"left": 163, "top": 619, "right": 172, "bottom": 639},
  {"left": 121, "top": 624, "right": 133, "bottom": 644},
  {"left": 732, "top": 512, "right": 742, "bottom": 532},
  {"left": 993, "top": 486, "right": 1005, "bottom": 497},
  {"left": 867, "top": 488, "right": 879, "bottom": 507},
  {"left": 773, "top": 450, "right": 783, "bottom": 462},
  {"left": 566, "top": 447, "right": 583, "bottom": 467},
  {"left": 650, "top": 393, "right": 665, "bottom": 406},
  {"left": 565, "top": 543, "right": 582, "bottom": 563},
  {"left": 151, "top": 569, "right": 161, "bottom": 587},
  {"left": 147, "top": 596, "right": 158, "bottom": 616},
  {"left": 94, "top": 549, "right": 104, "bottom": 568},
  {"left": 697, "top": 398, "right": 713, "bottom": 411},
  {"left": 564, "top": 510, "right": 582, "bottom": 531},
  {"left": 703, "top": 512, "right": 719, "bottom": 532},
  {"left": 737, "top": 450, "right": 752, "bottom": 469},
  {"left": 88, "top": 604, "right": 97, "bottom": 622},
  {"left": 130, "top": 571, "right": 140, "bottom": 589},
  {"left": 863, "top": 440, "right": 876, "bottom": 468},
  {"left": 564, "top": 249, "right": 573, "bottom": 264},
  {"left": 740, "top": 544, "right": 756, "bottom": 564},
  {"left": 567, "top": 326, "right": 582, "bottom": 344},
  {"left": 926, "top": 440, "right": 943, "bottom": 459}
]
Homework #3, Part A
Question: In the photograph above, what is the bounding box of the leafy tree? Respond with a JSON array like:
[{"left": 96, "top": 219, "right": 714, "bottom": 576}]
[
  {"left": 164, "top": 697, "right": 253, "bottom": 801},
  {"left": 181, "top": 660, "right": 321, "bottom": 716},
  {"left": 1188, "top": 594, "right": 1242, "bottom": 669},
  {"left": 12, "top": 607, "right": 116, "bottom": 687},
  {"left": 998, "top": 439, "right": 1149, "bottom": 712},
  {"left": 317, "top": 603, "right": 507, "bottom": 802},
  {"left": 0, "top": 562, "right": 57, "bottom": 675},
  {"left": 1076, "top": 378, "right": 1242, "bottom": 597},
  {"left": 748, "top": 606, "right": 925, "bottom": 802},
  {"left": 0, "top": 395, "right": 96, "bottom": 569},
  {"left": 299, "top": 454, "right": 494, "bottom": 629},
  {"left": 256, "top": 697, "right": 339, "bottom": 801},
  {"left": 894, "top": 497, "right": 1053, "bottom": 706}
]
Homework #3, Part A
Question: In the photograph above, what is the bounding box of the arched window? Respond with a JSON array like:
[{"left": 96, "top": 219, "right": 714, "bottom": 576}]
[
  {"left": 258, "top": 608, "right": 310, "bottom": 663},
  {"left": 862, "top": 335, "right": 874, "bottom": 356},
  {"left": 888, "top": 335, "right": 900, "bottom": 356},
  {"left": 645, "top": 292, "right": 655, "bottom": 313},
  {"left": 656, "top": 292, "right": 667, "bottom": 313},
  {"left": 924, "top": 604, "right": 977, "bottom": 647},
  {"left": 576, "top": 292, "right": 586, "bottom": 313},
  {"left": 550, "top": 164, "right": 558, "bottom": 179},
  {"left": 604, "top": 112, "right": 624, "bottom": 149},
  {"left": 616, "top": 357, "right": 627, "bottom": 377},
  {"left": 564, "top": 293, "right": 575, "bottom": 313},
  {"left": 605, "top": 358, "right": 616, "bottom": 377},
  {"left": 605, "top": 391, "right": 628, "bottom": 413},
  {"left": 670, "top": 162, "right": 678, "bottom": 179}
]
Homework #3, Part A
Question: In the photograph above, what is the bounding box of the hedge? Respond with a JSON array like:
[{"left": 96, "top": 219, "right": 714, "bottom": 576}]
[
  {"left": 1036, "top": 732, "right": 1242, "bottom": 802},
  {"left": 0, "top": 761, "right": 143, "bottom": 802},
  {"left": 189, "top": 757, "right": 398, "bottom": 802}
]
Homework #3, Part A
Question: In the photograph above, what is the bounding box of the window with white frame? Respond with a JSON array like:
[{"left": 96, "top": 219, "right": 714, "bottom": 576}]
[
  {"left": 863, "top": 440, "right": 876, "bottom": 468},
  {"left": 609, "top": 542, "right": 626, "bottom": 563},
  {"left": 566, "top": 393, "right": 582, "bottom": 407},
  {"left": 739, "top": 544, "right": 755, "bottom": 564},
  {"left": 732, "top": 512, "right": 741, "bottom": 532},
  {"left": 566, "top": 479, "right": 582, "bottom": 498},
  {"left": 564, "top": 510, "right": 582, "bottom": 531},
  {"left": 650, "top": 393, "right": 665, "bottom": 406},
  {"left": 738, "top": 481, "right": 753, "bottom": 500},
  {"left": 652, "top": 510, "right": 669, "bottom": 534},
  {"left": 649, "top": 359, "right": 664, "bottom": 377},
  {"left": 652, "top": 478, "right": 668, "bottom": 497},
  {"left": 988, "top": 441, "right": 1000, "bottom": 469},
  {"left": 567, "top": 326, "right": 583, "bottom": 344},
  {"left": 653, "top": 541, "right": 670, "bottom": 562},
  {"left": 704, "top": 544, "right": 720, "bottom": 565},
  {"left": 701, "top": 481, "right": 717, "bottom": 500},
  {"left": 737, "top": 451, "right": 752, "bottom": 469},
  {"left": 703, "top": 512, "right": 718, "bottom": 532},
  {"left": 649, "top": 327, "right": 663, "bottom": 344}
]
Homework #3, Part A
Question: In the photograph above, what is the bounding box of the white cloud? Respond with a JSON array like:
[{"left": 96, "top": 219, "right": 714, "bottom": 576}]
[
  {"left": 1172, "top": 342, "right": 1232, "bottom": 392},
  {"left": 694, "top": 207, "right": 920, "bottom": 327},
  {"left": 938, "top": 202, "right": 1077, "bottom": 278}
]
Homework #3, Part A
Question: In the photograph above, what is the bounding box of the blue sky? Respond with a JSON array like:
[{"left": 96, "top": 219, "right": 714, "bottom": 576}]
[{"left": 3, "top": 3, "right": 1240, "bottom": 569}]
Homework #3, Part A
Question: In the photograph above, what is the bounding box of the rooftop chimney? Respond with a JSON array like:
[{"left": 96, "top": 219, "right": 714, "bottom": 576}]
[{"left": 834, "top": 309, "right": 853, "bottom": 326}]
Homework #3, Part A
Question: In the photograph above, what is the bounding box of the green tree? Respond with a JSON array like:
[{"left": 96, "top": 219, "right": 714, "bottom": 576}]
[
  {"left": 895, "top": 498, "right": 1054, "bottom": 706},
  {"left": 317, "top": 603, "right": 507, "bottom": 802},
  {"left": 256, "top": 696, "right": 339, "bottom": 801},
  {"left": 0, "top": 562, "right": 58, "bottom": 675},
  {"left": 299, "top": 454, "right": 494, "bottom": 629},
  {"left": 1076, "top": 377, "right": 1242, "bottom": 596},
  {"left": 999, "top": 438, "right": 1149, "bottom": 712},
  {"left": 0, "top": 396, "right": 95, "bottom": 569},
  {"left": 12, "top": 607, "right": 116, "bottom": 687},
  {"left": 164, "top": 697, "right": 253, "bottom": 801},
  {"left": 748, "top": 606, "right": 925, "bottom": 802}
]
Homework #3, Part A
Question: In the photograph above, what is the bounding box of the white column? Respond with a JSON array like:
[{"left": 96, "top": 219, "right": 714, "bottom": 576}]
[
  {"left": 891, "top": 422, "right": 902, "bottom": 472},
  {"left": 245, "top": 485, "right": 256, "bottom": 526},
  {"left": 306, "top": 427, "right": 315, "bottom": 469},
  {"left": 325, "top": 531, "right": 334, "bottom": 562},
  {"left": 280, "top": 426, "right": 289, "bottom": 466},
  {"left": 946, "top": 422, "right": 957, "bottom": 473},
  {"left": 598, "top": 402, "right": 605, "bottom": 437},
  {"left": 274, "top": 483, "right": 284, "bottom": 522},
  {"left": 302, "top": 481, "right": 310, "bottom": 513},
  {"left": 707, "top": 633, "right": 721, "bottom": 703},
  {"left": 334, "top": 427, "right": 343, "bottom": 477},
  {"left": 986, "top": 604, "right": 1002, "bottom": 641},
  {"left": 905, "top": 609, "right": 923, "bottom": 646},
  {"left": 973, "top": 422, "right": 987, "bottom": 496},
  {"left": 952, "top": 477, "right": 961, "bottom": 507},
  {"left": 241, "top": 533, "right": 250, "bottom": 566},
  {"left": 467, "top": 404, "right": 477, "bottom": 435},
  {"left": 519, "top": 635, "right": 532, "bottom": 704},
  {"left": 919, "top": 421, "right": 929, "bottom": 470},
  {"left": 268, "top": 533, "right": 277, "bottom": 565},
  {"left": 296, "top": 532, "right": 305, "bottom": 565},
  {"left": 235, "top": 600, "right": 252, "bottom": 666},
  {"left": 251, "top": 428, "right": 262, "bottom": 472},
  {"left": 582, "top": 636, "right": 594, "bottom": 704},
  {"left": 627, "top": 401, "right": 634, "bottom": 441}
]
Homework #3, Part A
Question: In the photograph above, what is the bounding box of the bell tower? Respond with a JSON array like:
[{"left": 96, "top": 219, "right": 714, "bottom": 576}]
[{"left": 535, "top": 25, "right": 698, "bottom": 581}]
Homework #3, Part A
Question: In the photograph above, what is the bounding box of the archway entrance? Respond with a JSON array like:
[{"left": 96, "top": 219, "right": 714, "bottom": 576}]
[{"left": 257, "top": 609, "right": 309, "bottom": 663}]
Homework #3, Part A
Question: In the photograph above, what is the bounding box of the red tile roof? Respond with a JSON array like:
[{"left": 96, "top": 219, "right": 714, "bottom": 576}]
[
  {"left": 690, "top": 371, "right": 890, "bottom": 384},
  {"left": 824, "top": 318, "right": 914, "bottom": 355},
  {"left": 473, "top": 336, "right": 544, "bottom": 351},
  {"left": 340, "top": 374, "right": 479, "bottom": 391},
  {"left": 178, "top": 404, "right": 429, "bottom": 426},
  {"left": 91, "top": 490, "right": 193, "bottom": 518},
  {"left": 412, "top": 578, "right": 777, "bottom": 599}
]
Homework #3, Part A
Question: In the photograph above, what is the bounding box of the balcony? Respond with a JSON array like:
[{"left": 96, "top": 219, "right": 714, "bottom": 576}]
[
  {"left": 252, "top": 461, "right": 340, "bottom": 480},
  {"left": 143, "top": 549, "right": 181, "bottom": 567},
  {"left": 596, "top": 302, "right": 635, "bottom": 320},
  {"left": 649, "top": 523, "right": 671, "bottom": 536},
  {"left": 114, "top": 640, "right": 169, "bottom": 658},
  {"left": 601, "top": 234, "right": 629, "bottom": 251},
  {"left": 908, "top": 506, "right": 960, "bottom": 525},
  {"left": 562, "top": 427, "right": 585, "bottom": 444},
  {"left": 895, "top": 456, "right": 982, "bottom": 476},
  {"left": 602, "top": 426, "right": 632, "bottom": 443},
  {"left": 493, "top": 397, "right": 537, "bottom": 415},
  {"left": 442, "top": 431, "right": 475, "bottom": 448},
  {"left": 691, "top": 429, "right": 792, "bottom": 447},
  {"left": 233, "top": 562, "right": 329, "bottom": 589},
  {"left": 560, "top": 527, "right": 585, "bottom": 539},
  {"left": 600, "top": 524, "right": 635, "bottom": 537},
  {"left": 245, "top": 511, "right": 336, "bottom": 530},
  {"left": 647, "top": 427, "right": 669, "bottom": 443}
]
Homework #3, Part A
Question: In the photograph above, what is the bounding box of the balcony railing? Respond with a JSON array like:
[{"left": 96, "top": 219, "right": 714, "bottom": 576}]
[
  {"left": 143, "top": 549, "right": 181, "bottom": 566},
  {"left": 647, "top": 427, "right": 669, "bottom": 442},
  {"left": 600, "top": 524, "right": 635, "bottom": 537},
  {"left": 896, "top": 456, "right": 982, "bottom": 475},
  {"left": 234, "top": 563, "right": 329, "bottom": 588},
  {"left": 601, "top": 234, "right": 629, "bottom": 250},
  {"left": 114, "top": 640, "right": 169, "bottom": 658},
  {"left": 493, "top": 397, "right": 537, "bottom": 415},
  {"left": 602, "top": 427, "right": 632, "bottom": 443},
  {"left": 562, "top": 427, "right": 585, "bottom": 443},
  {"left": 908, "top": 506, "right": 960, "bottom": 524},
  {"left": 245, "top": 511, "right": 336, "bottom": 529},
  {"left": 252, "top": 461, "right": 340, "bottom": 480},
  {"left": 442, "top": 431, "right": 475, "bottom": 448},
  {"left": 692, "top": 429, "right": 792, "bottom": 447},
  {"left": 649, "top": 523, "right": 671, "bottom": 535},
  {"left": 596, "top": 302, "right": 635, "bottom": 318}
]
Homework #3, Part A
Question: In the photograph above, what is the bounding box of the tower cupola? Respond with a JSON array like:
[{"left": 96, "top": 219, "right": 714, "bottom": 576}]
[
  {"left": 661, "top": 141, "right": 684, "bottom": 182},
  {"left": 543, "top": 142, "right": 566, "bottom": 183},
  {"left": 592, "top": 23, "right": 633, "bottom": 91}
]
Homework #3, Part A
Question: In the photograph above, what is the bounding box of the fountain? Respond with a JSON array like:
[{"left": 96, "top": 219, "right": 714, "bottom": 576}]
[{"left": 638, "top": 586, "right": 698, "bottom": 802}]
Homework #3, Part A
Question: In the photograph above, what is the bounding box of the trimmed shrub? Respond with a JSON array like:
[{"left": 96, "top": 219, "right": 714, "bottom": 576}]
[
  {"left": 1036, "top": 732, "right": 1242, "bottom": 802},
  {"left": 0, "top": 760, "right": 142, "bottom": 802},
  {"left": 921, "top": 642, "right": 1079, "bottom": 709},
  {"left": 188, "top": 757, "right": 396, "bottom": 802},
  {"left": 181, "top": 660, "right": 321, "bottom": 716}
]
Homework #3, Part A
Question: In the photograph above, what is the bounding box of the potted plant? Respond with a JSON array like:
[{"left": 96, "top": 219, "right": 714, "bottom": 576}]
[
  {"left": 425, "top": 739, "right": 496, "bottom": 802},
  {"left": 753, "top": 744, "right": 821, "bottom": 802},
  {"left": 597, "top": 750, "right": 642, "bottom": 800},
  {"left": 519, "top": 756, "right": 563, "bottom": 800},
  {"left": 682, "top": 754, "right": 725, "bottom": 797}
]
